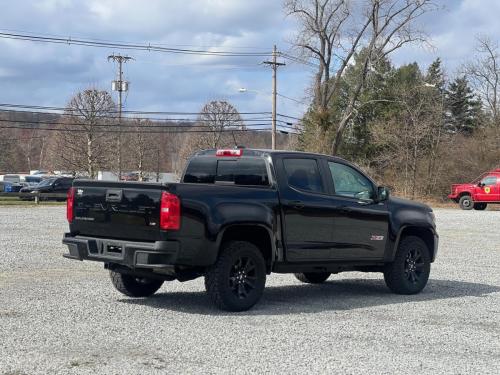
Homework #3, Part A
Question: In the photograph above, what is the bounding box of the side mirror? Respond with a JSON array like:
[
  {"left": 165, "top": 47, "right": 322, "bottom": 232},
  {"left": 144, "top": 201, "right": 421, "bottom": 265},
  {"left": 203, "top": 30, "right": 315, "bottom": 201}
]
[{"left": 377, "top": 186, "right": 390, "bottom": 202}]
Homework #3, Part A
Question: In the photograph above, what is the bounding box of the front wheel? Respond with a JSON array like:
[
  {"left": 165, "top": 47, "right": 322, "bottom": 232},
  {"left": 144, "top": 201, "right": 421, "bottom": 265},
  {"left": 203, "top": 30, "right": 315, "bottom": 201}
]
[
  {"left": 205, "top": 241, "right": 266, "bottom": 312},
  {"left": 384, "top": 236, "right": 431, "bottom": 295},
  {"left": 473, "top": 203, "right": 487, "bottom": 210},
  {"left": 109, "top": 270, "right": 164, "bottom": 297},
  {"left": 459, "top": 195, "right": 474, "bottom": 210},
  {"left": 294, "top": 272, "right": 331, "bottom": 284}
]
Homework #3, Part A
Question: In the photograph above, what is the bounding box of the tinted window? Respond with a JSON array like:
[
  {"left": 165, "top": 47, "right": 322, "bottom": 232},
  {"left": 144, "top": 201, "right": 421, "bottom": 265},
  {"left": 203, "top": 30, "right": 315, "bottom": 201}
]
[
  {"left": 328, "top": 162, "right": 375, "bottom": 200},
  {"left": 25, "top": 176, "right": 41, "bottom": 183},
  {"left": 283, "top": 158, "right": 324, "bottom": 193},
  {"left": 183, "top": 158, "right": 217, "bottom": 183},
  {"left": 184, "top": 157, "right": 269, "bottom": 186},
  {"left": 37, "top": 178, "right": 56, "bottom": 187},
  {"left": 481, "top": 176, "right": 497, "bottom": 186},
  {"left": 216, "top": 159, "right": 269, "bottom": 186},
  {"left": 59, "top": 179, "right": 73, "bottom": 188}
]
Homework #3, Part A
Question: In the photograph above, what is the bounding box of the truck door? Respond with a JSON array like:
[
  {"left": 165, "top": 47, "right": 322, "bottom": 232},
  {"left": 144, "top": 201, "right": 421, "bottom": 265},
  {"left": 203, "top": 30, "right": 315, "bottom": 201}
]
[
  {"left": 475, "top": 175, "right": 500, "bottom": 202},
  {"left": 276, "top": 156, "right": 336, "bottom": 262},
  {"left": 324, "top": 160, "right": 389, "bottom": 260}
]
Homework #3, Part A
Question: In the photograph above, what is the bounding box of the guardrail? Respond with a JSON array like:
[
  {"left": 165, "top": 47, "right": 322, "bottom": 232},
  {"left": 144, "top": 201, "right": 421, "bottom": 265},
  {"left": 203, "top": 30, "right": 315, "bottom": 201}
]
[{"left": 0, "top": 192, "right": 67, "bottom": 204}]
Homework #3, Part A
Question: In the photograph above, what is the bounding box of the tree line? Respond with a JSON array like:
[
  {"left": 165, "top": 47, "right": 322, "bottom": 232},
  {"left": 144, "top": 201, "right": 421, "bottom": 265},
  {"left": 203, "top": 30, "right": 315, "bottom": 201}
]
[
  {"left": 286, "top": 0, "right": 499, "bottom": 200},
  {"left": 0, "top": 94, "right": 296, "bottom": 179},
  {"left": 1, "top": 0, "right": 499, "bottom": 200}
]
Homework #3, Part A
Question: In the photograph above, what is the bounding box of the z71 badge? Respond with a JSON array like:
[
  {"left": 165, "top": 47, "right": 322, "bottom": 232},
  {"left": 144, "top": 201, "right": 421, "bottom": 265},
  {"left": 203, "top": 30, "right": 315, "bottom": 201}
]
[{"left": 370, "top": 235, "right": 384, "bottom": 241}]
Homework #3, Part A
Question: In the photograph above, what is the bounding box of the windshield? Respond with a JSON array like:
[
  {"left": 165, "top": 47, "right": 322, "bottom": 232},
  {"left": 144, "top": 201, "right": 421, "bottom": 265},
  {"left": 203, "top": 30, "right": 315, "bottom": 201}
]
[
  {"left": 470, "top": 174, "right": 487, "bottom": 184},
  {"left": 37, "top": 178, "right": 55, "bottom": 187}
]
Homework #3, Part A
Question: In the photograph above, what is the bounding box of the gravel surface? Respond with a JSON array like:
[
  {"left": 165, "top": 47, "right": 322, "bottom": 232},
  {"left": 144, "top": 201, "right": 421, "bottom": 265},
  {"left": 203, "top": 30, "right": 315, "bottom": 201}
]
[{"left": 1, "top": 206, "right": 499, "bottom": 374}]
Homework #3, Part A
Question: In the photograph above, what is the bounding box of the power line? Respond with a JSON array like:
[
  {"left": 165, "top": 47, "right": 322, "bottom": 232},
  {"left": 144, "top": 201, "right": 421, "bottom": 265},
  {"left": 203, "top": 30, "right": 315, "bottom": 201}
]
[
  {"left": 0, "top": 31, "right": 272, "bottom": 57},
  {"left": 0, "top": 102, "right": 272, "bottom": 116},
  {"left": 0, "top": 117, "right": 300, "bottom": 129},
  {"left": 0, "top": 123, "right": 300, "bottom": 134},
  {"left": 279, "top": 52, "right": 320, "bottom": 69},
  {"left": 0, "top": 102, "right": 301, "bottom": 121},
  {"left": 0, "top": 108, "right": 283, "bottom": 124}
]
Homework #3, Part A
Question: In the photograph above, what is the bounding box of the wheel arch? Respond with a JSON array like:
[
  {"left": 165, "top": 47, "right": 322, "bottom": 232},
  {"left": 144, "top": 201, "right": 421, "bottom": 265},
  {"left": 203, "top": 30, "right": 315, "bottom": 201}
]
[
  {"left": 393, "top": 226, "right": 437, "bottom": 263},
  {"left": 216, "top": 224, "right": 276, "bottom": 273}
]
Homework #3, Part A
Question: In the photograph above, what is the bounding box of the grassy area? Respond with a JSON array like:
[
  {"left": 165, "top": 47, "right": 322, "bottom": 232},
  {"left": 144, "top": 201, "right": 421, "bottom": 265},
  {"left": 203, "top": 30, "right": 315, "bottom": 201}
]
[{"left": 0, "top": 198, "right": 65, "bottom": 206}]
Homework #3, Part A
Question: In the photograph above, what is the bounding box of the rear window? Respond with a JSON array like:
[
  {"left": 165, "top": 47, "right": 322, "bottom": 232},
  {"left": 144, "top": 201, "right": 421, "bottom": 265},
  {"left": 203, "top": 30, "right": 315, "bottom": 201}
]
[{"left": 184, "top": 157, "right": 269, "bottom": 186}]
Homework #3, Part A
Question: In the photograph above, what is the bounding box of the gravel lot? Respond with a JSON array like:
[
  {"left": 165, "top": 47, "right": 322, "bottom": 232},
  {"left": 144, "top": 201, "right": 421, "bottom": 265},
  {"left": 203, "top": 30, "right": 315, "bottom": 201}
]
[{"left": 1, "top": 206, "right": 499, "bottom": 374}]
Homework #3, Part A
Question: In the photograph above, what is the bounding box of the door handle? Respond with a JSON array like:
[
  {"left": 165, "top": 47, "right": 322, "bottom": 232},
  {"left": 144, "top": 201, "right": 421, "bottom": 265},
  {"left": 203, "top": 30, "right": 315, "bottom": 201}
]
[
  {"left": 339, "top": 206, "right": 352, "bottom": 214},
  {"left": 291, "top": 200, "right": 305, "bottom": 209}
]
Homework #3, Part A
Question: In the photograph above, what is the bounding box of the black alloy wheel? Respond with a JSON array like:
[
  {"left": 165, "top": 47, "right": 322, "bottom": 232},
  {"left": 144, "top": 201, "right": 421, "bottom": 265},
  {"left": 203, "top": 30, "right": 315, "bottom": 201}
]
[
  {"left": 404, "top": 248, "right": 425, "bottom": 285},
  {"left": 229, "top": 256, "right": 258, "bottom": 300},
  {"left": 205, "top": 241, "right": 266, "bottom": 312},
  {"left": 384, "top": 236, "right": 431, "bottom": 295}
]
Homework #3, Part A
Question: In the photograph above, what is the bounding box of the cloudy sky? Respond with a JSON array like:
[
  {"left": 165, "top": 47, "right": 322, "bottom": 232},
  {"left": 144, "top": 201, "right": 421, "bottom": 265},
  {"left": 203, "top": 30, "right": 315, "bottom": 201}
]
[{"left": 0, "top": 0, "right": 499, "bottom": 120}]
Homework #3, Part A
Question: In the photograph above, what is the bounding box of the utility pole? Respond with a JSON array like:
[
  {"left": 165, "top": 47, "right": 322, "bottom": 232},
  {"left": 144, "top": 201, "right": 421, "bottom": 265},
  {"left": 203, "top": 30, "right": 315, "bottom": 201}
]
[
  {"left": 108, "top": 54, "right": 133, "bottom": 179},
  {"left": 263, "top": 45, "right": 285, "bottom": 150}
]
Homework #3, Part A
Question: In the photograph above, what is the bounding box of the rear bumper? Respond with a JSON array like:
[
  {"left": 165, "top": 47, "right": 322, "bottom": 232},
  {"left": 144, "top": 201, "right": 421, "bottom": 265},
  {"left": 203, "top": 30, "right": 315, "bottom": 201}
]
[{"left": 62, "top": 233, "right": 181, "bottom": 269}]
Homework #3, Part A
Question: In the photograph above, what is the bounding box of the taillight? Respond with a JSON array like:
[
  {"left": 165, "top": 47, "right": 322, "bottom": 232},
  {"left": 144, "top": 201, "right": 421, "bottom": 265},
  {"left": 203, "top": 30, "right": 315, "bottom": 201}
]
[
  {"left": 160, "top": 192, "right": 181, "bottom": 230},
  {"left": 67, "top": 187, "right": 75, "bottom": 223}
]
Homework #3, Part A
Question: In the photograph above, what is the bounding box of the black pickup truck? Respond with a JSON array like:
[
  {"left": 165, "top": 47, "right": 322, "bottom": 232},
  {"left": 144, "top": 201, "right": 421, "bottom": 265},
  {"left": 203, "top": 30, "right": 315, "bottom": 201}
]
[{"left": 63, "top": 148, "right": 438, "bottom": 311}]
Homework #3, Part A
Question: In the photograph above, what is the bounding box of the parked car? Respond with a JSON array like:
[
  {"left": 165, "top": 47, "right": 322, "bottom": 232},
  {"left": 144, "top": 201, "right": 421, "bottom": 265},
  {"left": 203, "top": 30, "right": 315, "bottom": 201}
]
[
  {"left": 21, "top": 177, "right": 74, "bottom": 200},
  {"left": 448, "top": 169, "right": 500, "bottom": 210},
  {"left": 63, "top": 148, "right": 438, "bottom": 312},
  {"left": 0, "top": 181, "right": 23, "bottom": 193},
  {"left": 23, "top": 175, "right": 43, "bottom": 185},
  {"left": 0, "top": 174, "right": 21, "bottom": 183}
]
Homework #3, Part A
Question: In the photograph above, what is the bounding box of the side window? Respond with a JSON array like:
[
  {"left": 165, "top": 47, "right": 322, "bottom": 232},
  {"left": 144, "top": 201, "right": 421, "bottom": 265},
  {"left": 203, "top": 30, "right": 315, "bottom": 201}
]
[
  {"left": 283, "top": 158, "right": 324, "bottom": 194},
  {"left": 481, "top": 176, "right": 497, "bottom": 186},
  {"left": 328, "top": 162, "right": 375, "bottom": 200}
]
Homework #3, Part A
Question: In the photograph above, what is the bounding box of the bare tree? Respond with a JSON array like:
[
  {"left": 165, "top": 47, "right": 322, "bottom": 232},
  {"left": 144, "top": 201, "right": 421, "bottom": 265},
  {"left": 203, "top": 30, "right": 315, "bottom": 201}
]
[
  {"left": 285, "top": 0, "right": 437, "bottom": 154},
  {"left": 372, "top": 85, "right": 440, "bottom": 199},
  {"left": 197, "top": 100, "right": 244, "bottom": 149},
  {"left": 54, "top": 89, "right": 116, "bottom": 178},
  {"left": 464, "top": 36, "right": 500, "bottom": 147},
  {"left": 129, "top": 119, "right": 157, "bottom": 181}
]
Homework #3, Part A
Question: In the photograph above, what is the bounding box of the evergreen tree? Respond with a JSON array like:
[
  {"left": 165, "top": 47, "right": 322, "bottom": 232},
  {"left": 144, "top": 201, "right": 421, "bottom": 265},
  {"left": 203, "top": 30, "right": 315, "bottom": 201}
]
[
  {"left": 425, "top": 58, "right": 445, "bottom": 92},
  {"left": 445, "top": 76, "right": 481, "bottom": 134}
]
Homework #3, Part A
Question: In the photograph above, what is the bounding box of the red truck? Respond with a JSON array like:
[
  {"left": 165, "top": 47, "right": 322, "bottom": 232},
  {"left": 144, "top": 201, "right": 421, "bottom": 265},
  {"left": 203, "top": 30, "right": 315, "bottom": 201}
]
[{"left": 448, "top": 169, "right": 500, "bottom": 210}]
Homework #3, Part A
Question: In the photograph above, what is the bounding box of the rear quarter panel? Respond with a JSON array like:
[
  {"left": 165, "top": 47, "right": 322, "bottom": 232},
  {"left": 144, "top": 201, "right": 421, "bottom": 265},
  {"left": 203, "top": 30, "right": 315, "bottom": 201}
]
[{"left": 166, "top": 183, "right": 280, "bottom": 265}]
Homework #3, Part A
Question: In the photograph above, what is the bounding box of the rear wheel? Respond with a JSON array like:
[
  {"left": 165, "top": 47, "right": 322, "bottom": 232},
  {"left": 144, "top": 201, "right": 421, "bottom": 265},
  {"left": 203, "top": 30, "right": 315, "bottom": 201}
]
[
  {"left": 294, "top": 272, "right": 331, "bottom": 284},
  {"left": 384, "top": 236, "right": 431, "bottom": 295},
  {"left": 205, "top": 241, "right": 266, "bottom": 312},
  {"left": 109, "top": 270, "right": 164, "bottom": 297},
  {"left": 473, "top": 203, "right": 487, "bottom": 210},
  {"left": 459, "top": 195, "right": 474, "bottom": 210}
]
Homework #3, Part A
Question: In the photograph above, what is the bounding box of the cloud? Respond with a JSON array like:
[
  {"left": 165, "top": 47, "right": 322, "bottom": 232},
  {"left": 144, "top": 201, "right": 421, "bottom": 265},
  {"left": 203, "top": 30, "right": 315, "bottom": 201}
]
[
  {"left": 0, "top": 0, "right": 497, "bottom": 119},
  {"left": 391, "top": 0, "right": 500, "bottom": 74}
]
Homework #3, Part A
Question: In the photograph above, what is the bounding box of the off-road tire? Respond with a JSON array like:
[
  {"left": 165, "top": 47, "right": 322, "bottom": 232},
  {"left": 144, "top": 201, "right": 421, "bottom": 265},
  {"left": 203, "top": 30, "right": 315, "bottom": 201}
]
[
  {"left": 459, "top": 195, "right": 474, "bottom": 210},
  {"left": 473, "top": 203, "right": 487, "bottom": 210},
  {"left": 109, "top": 270, "right": 164, "bottom": 297},
  {"left": 294, "top": 272, "right": 331, "bottom": 284},
  {"left": 384, "top": 236, "right": 431, "bottom": 295},
  {"left": 205, "top": 241, "right": 266, "bottom": 312}
]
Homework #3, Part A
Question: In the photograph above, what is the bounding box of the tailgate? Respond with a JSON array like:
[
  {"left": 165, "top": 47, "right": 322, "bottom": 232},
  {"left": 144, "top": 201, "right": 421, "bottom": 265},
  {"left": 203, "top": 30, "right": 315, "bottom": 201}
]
[{"left": 71, "top": 180, "right": 166, "bottom": 241}]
